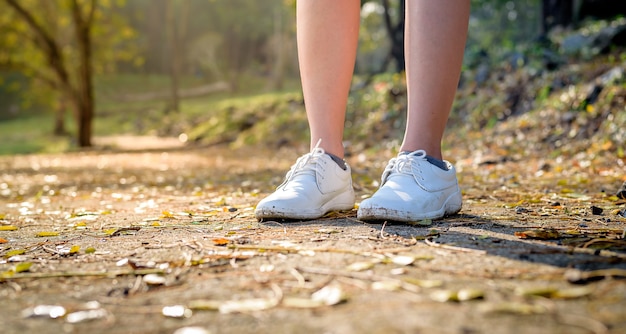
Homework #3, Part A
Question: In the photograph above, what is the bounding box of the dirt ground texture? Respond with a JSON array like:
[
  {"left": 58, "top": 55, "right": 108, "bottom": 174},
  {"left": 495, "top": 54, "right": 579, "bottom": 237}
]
[{"left": 1, "top": 140, "right": 625, "bottom": 334}]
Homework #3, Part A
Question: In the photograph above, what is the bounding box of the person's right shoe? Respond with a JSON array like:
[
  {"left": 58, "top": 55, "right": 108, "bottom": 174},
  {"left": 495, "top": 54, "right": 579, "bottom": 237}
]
[
  {"left": 255, "top": 145, "right": 355, "bottom": 220},
  {"left": 357, "top": 150, "right": 462, "bottom": 222}
]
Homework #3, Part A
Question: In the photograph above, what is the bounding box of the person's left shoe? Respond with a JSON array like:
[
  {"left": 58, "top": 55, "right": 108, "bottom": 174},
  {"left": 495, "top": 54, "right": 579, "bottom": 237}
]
[
  {"left": 254, "top": 145, "right": 355, "bottom": 220},
  {"left": 357, "top": 150, "right": 462, "bottom": 222}
]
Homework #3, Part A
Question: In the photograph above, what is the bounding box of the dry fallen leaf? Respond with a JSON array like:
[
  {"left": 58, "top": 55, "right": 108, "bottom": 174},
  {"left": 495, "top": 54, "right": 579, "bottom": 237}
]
[
  {"left": 212, "top": 238, "right": 230, "bottom": 246},
  {"left": 371, "top": 280, "right": 402, "bottom": 291},
  {"left": 65, "top": 308, "right": 108, "bottom": 323},
  {"left": 4, "top": 249, "right": 26, "bottom": 258},
  {"left": 478, "top": 302, "right": 549, "bottom": 315},
  {"left": 22, "top": 305, "right": 67, "bottom": 319},
  {"left": 514, "top": 229, "right": 560, "bottom": 240},
  {"left": 346, "top": 261, "right": 376, "bottom": 272},
  {"left": 388, "top": 255, "right": 416, "bottom": 266},
  {"left": 430, "top": 288, "right": 484, "bottom": 302},
  {"left": 281, "top": 297, "right": 325, "bottom": 308},
  {"left": 311, "top": 283, "right": 347, "bottom": 306},
  {"left": 162, "top": 305, "right": 192, "bottom": 318},
  {"left": 14, "top": 262, "right": 33, "bottom": 273},
  {"left": 402, "top": 277, "right": 443, "bottom": 288},
  {"left": 36, "top": 231, "right": 60, "bottom": 237}
]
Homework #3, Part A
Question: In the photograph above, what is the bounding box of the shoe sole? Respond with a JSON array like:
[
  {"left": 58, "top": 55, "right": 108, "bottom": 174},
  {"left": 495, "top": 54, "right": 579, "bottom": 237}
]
[
  {"left": 255, "top": 190, "right": 355, "bottom": 220},
  {"left": 357, "top": 192, "right": 462, "bottom": 222}
]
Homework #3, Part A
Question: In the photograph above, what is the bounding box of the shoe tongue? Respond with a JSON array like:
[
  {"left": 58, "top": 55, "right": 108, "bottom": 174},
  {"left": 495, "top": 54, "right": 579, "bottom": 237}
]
[
  {"left": 293, "top": 153, "right": 319, "bottom": 174},
  {"left": 396, "top": 157, "right": 413, "bottom": 174}
]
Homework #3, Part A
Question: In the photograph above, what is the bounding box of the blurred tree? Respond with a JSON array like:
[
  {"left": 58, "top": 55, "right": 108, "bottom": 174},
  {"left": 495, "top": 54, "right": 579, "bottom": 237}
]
[
  {"left": 380, "top": 0, "right": 405, "bottom": 73},
  {"left": 0, "top": 0, "right": 137, "bottom": 147},
  {"left": 358, "top": 0, "right": 404, "bottom": 74},
  {"left": 165, "top": 0, "right": 190, "bottom": 113},
  {"left": 126, "top": 0, "right": 294, "bottom": 91},
  {"left": 204, "top": 0, "right": 286, "bottom": 91},
  {"left": 541, "top": 0, "right": 626, "bottom": 36}
]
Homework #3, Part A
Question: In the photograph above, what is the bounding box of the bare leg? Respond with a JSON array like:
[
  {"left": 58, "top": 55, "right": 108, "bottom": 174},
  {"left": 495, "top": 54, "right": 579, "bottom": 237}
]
[
  {"left": 401, "top": 0, "right": 470, "bottom": 159},
  {"left": 297, "top": 0, "right": 361, "bottom": 158}
]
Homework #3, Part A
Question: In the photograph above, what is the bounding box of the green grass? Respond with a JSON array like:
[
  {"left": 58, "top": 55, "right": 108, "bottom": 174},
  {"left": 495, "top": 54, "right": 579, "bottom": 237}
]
[
  {"left": 0, "top": 73, "right": 302, "bottom": 155},
  {"left": 0, "top": 114, "right": 72, "bottom": 155}
]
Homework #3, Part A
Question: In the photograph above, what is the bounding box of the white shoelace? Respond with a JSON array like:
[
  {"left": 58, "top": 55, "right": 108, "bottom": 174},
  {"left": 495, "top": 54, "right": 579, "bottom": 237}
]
[
  {"left": 281, "top": 140, "right": 325, "bottom": 185},
  {"left": 380, "top": 150, "right": 427, "bottom": 185}
]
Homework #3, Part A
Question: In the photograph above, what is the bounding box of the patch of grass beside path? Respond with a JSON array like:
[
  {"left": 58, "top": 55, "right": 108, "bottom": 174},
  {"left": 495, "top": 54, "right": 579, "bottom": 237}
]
[{"left": 0, "top": 114, "right": 71, "bottom": 155}]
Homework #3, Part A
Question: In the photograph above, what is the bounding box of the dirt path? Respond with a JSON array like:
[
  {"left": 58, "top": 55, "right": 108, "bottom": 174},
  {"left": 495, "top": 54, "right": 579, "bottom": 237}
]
[{"left": 1, "top": 143, "right": 625, "bottom": 334}]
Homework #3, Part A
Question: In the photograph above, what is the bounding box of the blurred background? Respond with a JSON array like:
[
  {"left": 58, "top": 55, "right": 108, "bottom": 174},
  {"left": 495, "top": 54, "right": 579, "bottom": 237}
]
[{"left": 0, "top": 0, "right": 624, "bottom": 158}]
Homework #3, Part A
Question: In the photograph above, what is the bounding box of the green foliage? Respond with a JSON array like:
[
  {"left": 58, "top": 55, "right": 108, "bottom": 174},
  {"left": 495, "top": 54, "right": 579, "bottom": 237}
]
[
  {"left": 0, "top": 0, "right": 139, "bottom": 120},
  {"left": 0, "top": 114, "right": 71, "bottom": 155},
  {"left": 465, "top": 0, "right": 542, "bottom": 67},
  {"left": 186, "top": 91, "right": 308, "bottom": 148}
]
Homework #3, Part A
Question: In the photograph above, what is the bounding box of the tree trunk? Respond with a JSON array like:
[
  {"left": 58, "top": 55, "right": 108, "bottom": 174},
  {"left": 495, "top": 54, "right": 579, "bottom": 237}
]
[
  {"left": 5, "top": 0, "right": 96, "bottom": 147},
  {"left": 541, "top": 0, "right": 575, "bottom": 36},
  {"left": 165, "top": 1, "right": 189, "bottom": 112},
  {"left": 381, "top": 0, "right": 405, "bottom": 73},
  {"left": 53, "top": 99, "right": 67, "bottom": 136},
  {"left": 271, "top": 4, "right": 285, "bottom": 91},
  {"left": 70, "top": 0, "right": 96, "bottom": 147}
]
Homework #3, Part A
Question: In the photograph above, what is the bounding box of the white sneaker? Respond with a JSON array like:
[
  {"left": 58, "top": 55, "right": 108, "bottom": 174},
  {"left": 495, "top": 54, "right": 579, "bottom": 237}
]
[
  {"left": 255, "top": 146, "right": 355, "bottom": 220},
  {"left": 357, "top": 150, "right": 462, "bottom": 222}
]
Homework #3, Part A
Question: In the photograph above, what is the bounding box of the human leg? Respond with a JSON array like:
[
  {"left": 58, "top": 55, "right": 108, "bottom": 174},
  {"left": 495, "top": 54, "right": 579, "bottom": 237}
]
[
  {"left": 357, "top": 0, "right": 469, "bottom": 222},
  {"left": 401, "top": 0, "right": 470, "bottom": 159},
  {"left": 297, "top": 0, "right": 361, "bottom": 158},
  {"left": 255, "top": 0, "right": 360, "bottom": 220}
]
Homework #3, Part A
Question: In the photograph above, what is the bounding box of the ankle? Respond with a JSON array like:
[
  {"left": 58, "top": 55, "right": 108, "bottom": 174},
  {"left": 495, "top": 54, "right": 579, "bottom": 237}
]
[
  {"left": 327, "top": 153, "right": 347, "bottom": 170},
  {"left": 399, "top": 150, "right": 448, "bottom": 171}
]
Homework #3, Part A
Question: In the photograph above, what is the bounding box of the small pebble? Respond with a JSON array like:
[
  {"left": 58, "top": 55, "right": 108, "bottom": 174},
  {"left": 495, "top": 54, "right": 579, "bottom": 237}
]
[
  {"left": 591, "top": 206, "right": 603, "bottom": 215},
  {"left": 616, "top": 181, "right": 626, "bottom": 199}
]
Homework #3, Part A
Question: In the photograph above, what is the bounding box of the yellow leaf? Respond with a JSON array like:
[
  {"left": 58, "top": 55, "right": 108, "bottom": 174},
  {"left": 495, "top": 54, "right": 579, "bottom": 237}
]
[
  {"left": 104, "top": 228, "right": 117, "bottom": 235},
  {"left": 36, "top": 231, "right": 60, "bottom": 237},
  {"left": 69, "top": 245, "right": 80, "bottom": 254},
  {"left": 160, "top": 211, "right": 174, "bottom": 219},
  {"left": 0, "top": 270, "right": 16, "bottom": 278},
  {"left": 5, "top": 249, "right": 25, "bottom": 257},
  {"left": 0, "top": 226, "right": 18, "bottom": 231},
  {"left": 14, "top": 262, "right": 33, "bottom": 273},
  {"left": 85, "top": 247, "right": 96, "bottom": 254}
]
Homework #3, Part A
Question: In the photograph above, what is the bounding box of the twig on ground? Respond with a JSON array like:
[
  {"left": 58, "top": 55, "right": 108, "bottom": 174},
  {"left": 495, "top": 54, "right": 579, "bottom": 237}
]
[
  {"left": 128, "top": 275, "right": 143, "bottom": 295},
  {"left": 0, "top": 268, "right": 165, "bottom": 282},
  {"left": 260, "top": 220, "right": 287, "bottom": 234},
  {"left": 230, "top": 244, "right": 411, "bottom": 258},
  {"left": 380, "top": 221, "right": 388, "bottom": 239},
  {"left": 289, "top": 268, "right": 306, "bottom": 288},
  {"left": 557, "top": 313, "right": 608, "bottom": 334},
  {"left": 110, "top": 226, "right": 141, "bottom": 236},
  {"left": 424, "top": 237, "right": 488, "bottom": 255},
  {"left": 296, "top": 266, "right": 421, "bottom": 293}
]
